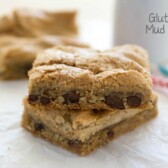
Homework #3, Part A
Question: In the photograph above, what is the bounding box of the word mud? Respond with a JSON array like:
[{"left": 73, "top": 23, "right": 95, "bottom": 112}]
[{"left": 146, "top": 13, "right": 168, "bottom": 34}]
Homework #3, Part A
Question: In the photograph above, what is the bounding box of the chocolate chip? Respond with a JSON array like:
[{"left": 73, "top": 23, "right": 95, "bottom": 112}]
[
  {"left": 107, "top": 130, "right": 114, "bottom": 138},
  {"left": 28, "top": 95, "right": 38, "bottom": 102},
  {"left": 91, "top": 109, "right": 105, "bottom": 114},
  {"left": 40, "top": 96, "right": 51, "bottom": 105},
  {"left": 68, "top": 140, "right": 81, "bottom": 148},
  {"left": 34, "top": 122, "right": 45, "bottom": 131},
  {"left": 64, "top": 90, "right": 80, "bottom": 104},
  {"left": 127, "top": 96, "right": 141, "bottom": 107},
  {"left": 105, "top": 93, "right": 125, "bottom": 109}
]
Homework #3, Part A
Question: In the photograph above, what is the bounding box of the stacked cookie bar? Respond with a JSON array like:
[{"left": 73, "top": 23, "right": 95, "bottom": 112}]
[
  {"left": 22, "top": 45, "right": 158, "bottom": 156},
  {"left": 0, "top": 35, "right": 88, "bottom": 79},
  {"left": 0, "top": 8, "right": 89, "bottom": 79}
]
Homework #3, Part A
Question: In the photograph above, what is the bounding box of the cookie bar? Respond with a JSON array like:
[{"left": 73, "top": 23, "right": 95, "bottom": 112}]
[
  {"left": 22, "top": 96, "right": 158, "bottom": 156},
  {"left": 0, "top": 8, "right": 78, "bottom": 37},
  {"left": 0, "top": 35, "right": 89, "bottom": 80},
  {"left": 27, "top": 45, "right": 153, "bottom": 111}
]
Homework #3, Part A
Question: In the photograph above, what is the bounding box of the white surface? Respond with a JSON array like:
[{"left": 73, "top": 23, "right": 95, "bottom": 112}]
[{"left": 0, "top": 1, "right": 168, "bottom": 168}]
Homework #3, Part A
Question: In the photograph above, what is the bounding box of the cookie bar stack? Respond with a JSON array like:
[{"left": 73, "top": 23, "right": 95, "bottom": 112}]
[{"left": 22, "top": 45, "right": 158, "bottom": 156}]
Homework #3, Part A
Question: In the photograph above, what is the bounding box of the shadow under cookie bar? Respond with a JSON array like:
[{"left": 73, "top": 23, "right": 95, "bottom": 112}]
[{"left": 21, "top": 101, "right": 158, "bottom": 156}]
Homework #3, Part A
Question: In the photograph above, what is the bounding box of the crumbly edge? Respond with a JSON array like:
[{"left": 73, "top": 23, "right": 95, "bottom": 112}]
[{"left": 21, "top": 105, "right": 158, "bottom": 156}]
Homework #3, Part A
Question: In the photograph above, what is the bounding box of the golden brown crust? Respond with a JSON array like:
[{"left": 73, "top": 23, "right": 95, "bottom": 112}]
[
  {"left": 0, "top": 8, "right": 78, "bottom": 37},
  {"left": 28, "top": 45, "right": 153, "bottom": 111},
  {"left": 33, "top": 45, "right": 150, "bottom": 73}
]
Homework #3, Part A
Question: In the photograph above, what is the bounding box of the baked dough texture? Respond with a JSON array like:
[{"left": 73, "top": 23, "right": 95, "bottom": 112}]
[
  {"left": 27, "top": 45, "right": 154, "bottom": 111},
  {"left": 0, "top": 35, "right": 89, "bottom": 79},
  {"left": 0, "top": 8, "right": 78, "bottom": 37}
]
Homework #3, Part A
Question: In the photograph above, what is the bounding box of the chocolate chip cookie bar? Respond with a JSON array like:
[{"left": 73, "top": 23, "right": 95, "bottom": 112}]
[
  {"left": 0, "top": 35, "right": 89, "bottom": 80},
  {"left": 22, "top": 95, "right": 158, "bottom": 156},
  {"left": 0, "top": 8, "right": 78, "bottom": 37},
  {"left": 27, "top": 45, "right": 154, "bottom": 111}
]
